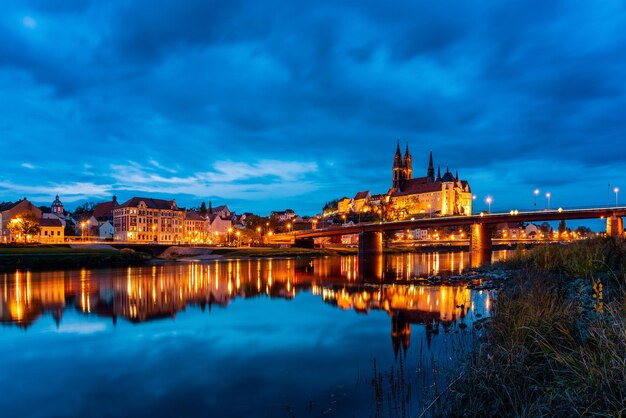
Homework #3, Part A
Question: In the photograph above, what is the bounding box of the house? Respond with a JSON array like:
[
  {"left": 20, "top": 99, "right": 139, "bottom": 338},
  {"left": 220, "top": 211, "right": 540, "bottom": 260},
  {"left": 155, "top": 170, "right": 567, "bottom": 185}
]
[
  {"left": 184, "top": 211, "right": 209, "bottom": 243},
  {"left": 113, "top": 197, "right": 184, "bottom": 243},
  {"left": 39, "top": 218, "right": 64, "bottom": 243},
  {"left": 0, "top": 198, "right": 42, "bottom": 243},
  {"left": 337, "top": 197, "right": 351, "bottom": 214},
  {"left": 99, "top": 221, "right": 114, "bottom": 240},
  {"left": 271, "top": 209, "right": 296, "bottom": 222},
  {"left": 209, "top": 214, "right": 232, "bottom": 243},
  {"left": 352, "top": 191, "right": 371, "bottom": 213},
  {"left": 93, "top": 196, "right": 119, "bottom": 223},
  {"left": 209, "top": 203, "right": 231, "bottom": 218}
]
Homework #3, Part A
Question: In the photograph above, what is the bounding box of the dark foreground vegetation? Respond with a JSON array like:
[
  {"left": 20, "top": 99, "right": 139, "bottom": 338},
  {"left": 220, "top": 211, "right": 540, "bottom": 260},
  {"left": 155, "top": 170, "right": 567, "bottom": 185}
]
[
  {"left": 449, "top": 237, "right": 626, "bottom": 417},
  {"left": 0, "top": 245, "right": 151, "bottom": 269}
]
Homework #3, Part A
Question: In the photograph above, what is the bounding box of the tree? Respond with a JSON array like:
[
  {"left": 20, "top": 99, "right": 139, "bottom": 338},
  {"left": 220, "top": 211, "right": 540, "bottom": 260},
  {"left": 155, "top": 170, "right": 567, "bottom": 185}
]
[
  {"left": 73, "top": 202, "right": 95, "bottom": 219},
  {"left": 322, "top": 198, "right": 339, "bottom": 212},
  {"left": 558, "top": 220, "right": 567, "bottom": 235},
  {"left": 8, "top": 212, "right": 41, "bottom": 243}
]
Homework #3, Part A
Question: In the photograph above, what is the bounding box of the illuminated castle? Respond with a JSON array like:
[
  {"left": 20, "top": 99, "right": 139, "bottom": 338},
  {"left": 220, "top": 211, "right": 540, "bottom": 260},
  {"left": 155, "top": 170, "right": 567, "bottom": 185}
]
[{"left": 387, "top": 142, "right": 473, "bottom": 220}]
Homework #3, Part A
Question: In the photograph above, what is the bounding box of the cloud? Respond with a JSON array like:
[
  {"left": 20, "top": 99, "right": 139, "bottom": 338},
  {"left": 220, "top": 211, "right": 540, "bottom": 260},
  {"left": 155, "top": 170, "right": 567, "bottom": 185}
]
[
  {"left": 21, "top": 163, "right": 35, "bottom": 169},
  {"left": 0, "top": 0, "right": 626, "bottom": 214}
]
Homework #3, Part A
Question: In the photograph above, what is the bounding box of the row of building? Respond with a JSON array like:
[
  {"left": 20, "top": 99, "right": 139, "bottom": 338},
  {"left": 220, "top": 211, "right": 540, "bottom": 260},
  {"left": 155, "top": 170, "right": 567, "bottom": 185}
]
[{"left": 0, "top": 195, "right": 235, "bottom": 244}]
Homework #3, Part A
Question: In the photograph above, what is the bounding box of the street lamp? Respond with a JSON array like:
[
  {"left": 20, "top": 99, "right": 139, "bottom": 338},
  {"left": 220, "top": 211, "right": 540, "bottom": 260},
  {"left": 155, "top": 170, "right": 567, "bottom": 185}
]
[
  {"left": 227, "top": 227, "right": 233, "bottom": 245},
  {"left": 534, "top": 189, "right": 539, "bottom": 209},
  {"left": 81, "top": 222, "right": 86, "bottom": 240},
  {"left": 546, "top": 192, "right": 551, "bottom": 210},
  {"left": 236, "top": 230, "right": 241, "bottom": 247},
  {"left": 485, "top": 196, "right": 492, "bottom": 213},
  {"left": 614, "top": 187, "right": 619, "bottom": 207}
]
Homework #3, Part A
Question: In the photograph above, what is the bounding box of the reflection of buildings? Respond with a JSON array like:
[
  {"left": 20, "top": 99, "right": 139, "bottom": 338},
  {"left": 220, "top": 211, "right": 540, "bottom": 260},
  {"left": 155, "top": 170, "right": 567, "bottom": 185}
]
[{"left": 2, "top": 254, "right": 492, "bottom": 356}]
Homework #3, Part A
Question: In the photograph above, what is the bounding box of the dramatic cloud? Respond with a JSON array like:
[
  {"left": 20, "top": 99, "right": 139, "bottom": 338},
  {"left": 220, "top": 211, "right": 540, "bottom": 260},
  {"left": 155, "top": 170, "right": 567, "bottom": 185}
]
[{"left": 1, "top": 0, "right": 625, "bottom": 214}]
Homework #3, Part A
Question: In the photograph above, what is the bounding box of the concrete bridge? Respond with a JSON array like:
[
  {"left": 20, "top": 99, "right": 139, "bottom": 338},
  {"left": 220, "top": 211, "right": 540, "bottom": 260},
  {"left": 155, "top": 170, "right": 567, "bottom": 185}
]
[{"left": 292, "top": 207, "right": 626, "bottom": 264}]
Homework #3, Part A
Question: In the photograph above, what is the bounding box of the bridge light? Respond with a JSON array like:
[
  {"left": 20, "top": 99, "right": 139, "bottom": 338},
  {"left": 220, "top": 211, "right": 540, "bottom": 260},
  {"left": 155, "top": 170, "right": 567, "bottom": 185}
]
[{"left": 558, "top": 208, "right": 563, "bottom": 213}]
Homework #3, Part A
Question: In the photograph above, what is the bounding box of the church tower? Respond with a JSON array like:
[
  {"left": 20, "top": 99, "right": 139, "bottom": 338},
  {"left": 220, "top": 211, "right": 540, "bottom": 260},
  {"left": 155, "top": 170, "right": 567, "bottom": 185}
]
[
  {"left": 403, "top": 143, "right": 413, "bottom": 180},
  {"left": 427, "top": 151, "right": 435, "bottom": 183},
  {"left": 51, "top": 194, "right": 64, "bottom": 215},
  {"left": 392, "top": 141, "right": 404, "bottom": 189}
]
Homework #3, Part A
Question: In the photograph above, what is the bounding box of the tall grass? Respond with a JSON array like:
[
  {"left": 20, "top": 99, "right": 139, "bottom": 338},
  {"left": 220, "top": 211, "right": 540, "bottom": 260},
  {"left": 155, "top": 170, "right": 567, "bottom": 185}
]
[{"left": 449, "top": 237, "right": 626, "bottom": 416}]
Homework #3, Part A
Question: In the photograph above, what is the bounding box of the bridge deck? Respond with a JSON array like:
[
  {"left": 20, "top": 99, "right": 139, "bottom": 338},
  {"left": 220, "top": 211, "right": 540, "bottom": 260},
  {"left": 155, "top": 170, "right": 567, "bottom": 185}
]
[{"left": 294, "top": 207, "right": 626, "bottom": 239}]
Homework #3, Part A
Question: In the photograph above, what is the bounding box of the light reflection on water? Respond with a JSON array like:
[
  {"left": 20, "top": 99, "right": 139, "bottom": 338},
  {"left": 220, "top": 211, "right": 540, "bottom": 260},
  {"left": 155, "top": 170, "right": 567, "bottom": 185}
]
[{"left": 0, "top": 252, "right": 503, "bottom": 417}]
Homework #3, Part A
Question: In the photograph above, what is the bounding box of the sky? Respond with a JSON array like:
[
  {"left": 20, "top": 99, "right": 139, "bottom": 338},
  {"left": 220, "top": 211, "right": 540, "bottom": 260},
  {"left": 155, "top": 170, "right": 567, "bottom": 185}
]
[{"left": 1, "top": 0, "right": 626, "bottom": 216}]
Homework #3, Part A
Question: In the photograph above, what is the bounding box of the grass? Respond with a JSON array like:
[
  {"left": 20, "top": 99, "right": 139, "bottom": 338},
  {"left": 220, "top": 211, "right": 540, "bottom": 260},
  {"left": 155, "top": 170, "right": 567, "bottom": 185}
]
[
  {"left": 448, "top": 237, "right": 626, "bottom": 417},
  {"left": 0, "top": 244, "right": 151, "bottom": 268}
]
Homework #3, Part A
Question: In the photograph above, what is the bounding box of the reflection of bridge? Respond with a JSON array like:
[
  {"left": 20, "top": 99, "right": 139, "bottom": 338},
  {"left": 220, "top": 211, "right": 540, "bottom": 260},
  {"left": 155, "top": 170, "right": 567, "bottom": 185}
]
[{"left": 293, "top": 207, "right": 626, "bottom": 265}]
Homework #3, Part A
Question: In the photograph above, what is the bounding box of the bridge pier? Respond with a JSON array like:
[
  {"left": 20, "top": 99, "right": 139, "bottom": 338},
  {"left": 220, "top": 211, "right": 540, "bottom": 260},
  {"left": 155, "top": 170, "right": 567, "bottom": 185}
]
[
  {"left": 358, "top": 231, "right": 383, "bottom": 256},
  {"left": 358, "top": 231, "right": 383, "bottom": 280},
  {"left": 293, "top": 238, "right": 315, "bottom": 248},
  {"left": 470, "top": 223, "right": 492, "bottom": 268},
  {"left": 606, "top": 216, "right": 624, "bottom": 236}
]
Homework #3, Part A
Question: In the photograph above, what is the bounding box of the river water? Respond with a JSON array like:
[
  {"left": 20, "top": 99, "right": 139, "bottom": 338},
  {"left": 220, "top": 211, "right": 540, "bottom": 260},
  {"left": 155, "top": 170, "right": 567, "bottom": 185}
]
[{"left": 0, "top": 251, "right": 509, "bottom": 417}]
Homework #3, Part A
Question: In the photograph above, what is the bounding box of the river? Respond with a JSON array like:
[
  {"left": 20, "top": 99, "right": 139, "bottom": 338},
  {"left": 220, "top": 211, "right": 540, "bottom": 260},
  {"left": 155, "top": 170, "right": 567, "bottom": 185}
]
[{"left": 0, "top": 251, "right": 509, "bottom": 417}]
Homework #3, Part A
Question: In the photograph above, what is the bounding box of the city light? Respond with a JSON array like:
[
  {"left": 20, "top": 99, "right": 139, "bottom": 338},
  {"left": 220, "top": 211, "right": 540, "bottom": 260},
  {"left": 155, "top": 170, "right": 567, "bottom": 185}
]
[
  {"left": 614, "top": 187, "right": 619, "bottom": 207},
  {"left": 534, "top": 189, "right": 539, "bottom": 209},
  {"left": 546, "top": 192, "right": 551, "bottom": 210},
  {"left": 485, "top": 196, "right": 492, "bottom": 213}
]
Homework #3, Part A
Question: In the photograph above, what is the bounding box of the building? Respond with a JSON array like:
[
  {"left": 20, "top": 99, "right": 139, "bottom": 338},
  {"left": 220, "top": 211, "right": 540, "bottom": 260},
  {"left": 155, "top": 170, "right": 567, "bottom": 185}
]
[
  {"left": 208, "top": 214, "right": 232, "bottom": 243},
  {"left": 184, "top": 211, "right": 209, "bottom": 243},
  {"left": 271, "top": 209, "right": 296, "bottom": 222},
  {"left": 99, "top": 221, "right": 114, "bottom": 240},
  {"left": 209, "top": 203, "right": 231, "bottom": 218},
  {"left": 0, "top": 199, "right": 43, "bottom": 243},
  {"left": 352, "top": 191, "right": 371, "bottom": 213},
  {"left": 113, "top": 197, "right": 184, "bottom": 243},
  {"left": 39, "top": 218, "right": 64, "bottom": 243},
  {"left": 93, "top": 196, "right": 118, "bottom": 223},
  {"left": 387, "top": 143, "right": 473, "bottom": 220}
]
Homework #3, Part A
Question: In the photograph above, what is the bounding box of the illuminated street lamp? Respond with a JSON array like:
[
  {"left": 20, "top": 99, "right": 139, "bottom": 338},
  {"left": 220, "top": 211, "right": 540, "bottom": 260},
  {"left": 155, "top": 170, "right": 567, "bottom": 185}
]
[
  {"left": 485, "top": 196, "right": 492, "bottom": 213},
  {"left": 614, "top": 187, "right": 619, "bottom": 207},
  {"left": 534, "top": 189, "right": 539, "bottom": 209},
  {"left": 236, "top": 230, "right": 241, "bottom": 247},
  {"left": 227, "top": 227, "right": 233, "bottom": 244},
  {"left": 81, "top": 222, "right": 86, "bottom": 239},
  {"left": 546, "top": 192, "right": 551, "bottom": 210}
]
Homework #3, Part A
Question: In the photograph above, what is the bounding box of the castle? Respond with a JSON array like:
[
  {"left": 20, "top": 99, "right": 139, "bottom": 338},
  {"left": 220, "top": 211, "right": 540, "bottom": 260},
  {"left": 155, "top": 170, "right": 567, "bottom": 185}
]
[{"left": 335, "top": 142, "right": 473, "bottom": 220}]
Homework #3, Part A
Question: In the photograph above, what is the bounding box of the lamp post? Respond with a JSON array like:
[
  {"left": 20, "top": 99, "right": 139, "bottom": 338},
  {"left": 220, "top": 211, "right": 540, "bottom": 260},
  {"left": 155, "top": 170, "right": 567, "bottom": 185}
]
[
  {"left": 227, "top": 227, "right": 233, "bottom": 245},
  {"left": 236, "top": 231, "right": 241, "bottom": 247},
  {"left": 534, "top": 189, "right": 539, "bottom": 209},
  {"left": 485, "top": 196, "right": 492, "bottom": 213},
  {"left": 81, "top": 222, "right": 86, "bottom": 240},
  {"left": 546, "top": 192, "right": 551, "bottom": 210},
  {"left": 614, "top": 187, "right": 619, "bottom": 207}
]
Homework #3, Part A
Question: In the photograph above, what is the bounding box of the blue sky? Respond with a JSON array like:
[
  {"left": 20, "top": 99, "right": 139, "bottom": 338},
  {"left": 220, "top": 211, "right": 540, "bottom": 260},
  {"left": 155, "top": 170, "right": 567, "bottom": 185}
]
[{"left": 1, "top": 0, "right": 626, "bottom": 215}]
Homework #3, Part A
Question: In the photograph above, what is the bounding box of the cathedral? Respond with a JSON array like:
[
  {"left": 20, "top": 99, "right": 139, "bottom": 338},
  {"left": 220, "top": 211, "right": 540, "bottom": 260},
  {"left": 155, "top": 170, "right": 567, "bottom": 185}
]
[{"left": 386, "top": 142, "right": 473, "bottom": 220}]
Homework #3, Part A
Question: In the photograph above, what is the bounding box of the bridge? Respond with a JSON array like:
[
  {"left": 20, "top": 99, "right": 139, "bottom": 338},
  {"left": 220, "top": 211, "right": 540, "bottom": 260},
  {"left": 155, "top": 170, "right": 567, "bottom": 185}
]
[{"left": 290, "top": 207, "right": 626, "bottom": 265}]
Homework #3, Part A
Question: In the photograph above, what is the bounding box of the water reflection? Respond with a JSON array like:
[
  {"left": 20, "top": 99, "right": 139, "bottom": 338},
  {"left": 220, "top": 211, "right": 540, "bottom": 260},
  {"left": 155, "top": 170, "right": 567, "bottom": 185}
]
[{"left": 1, "top": 253, "right": 497, "bottom": 355}]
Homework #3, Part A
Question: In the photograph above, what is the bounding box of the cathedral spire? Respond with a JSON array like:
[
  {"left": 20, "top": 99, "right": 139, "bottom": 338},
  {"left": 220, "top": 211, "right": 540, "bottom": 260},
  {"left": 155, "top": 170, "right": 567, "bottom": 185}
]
[
  {"left": 403, "top": 142, "right": 412, "bottom": 180},
  {"left": 427, "top": 151, "right": 435, "bottom": 182},
  {"left": 455, "top": 170, "right": 459, "bottom": 181},
  {"left": 436, "top": 165, "right": 441, "bottom": 181},
  {"left": 392, "top": 140, "right": 405, "bottom": 189}
]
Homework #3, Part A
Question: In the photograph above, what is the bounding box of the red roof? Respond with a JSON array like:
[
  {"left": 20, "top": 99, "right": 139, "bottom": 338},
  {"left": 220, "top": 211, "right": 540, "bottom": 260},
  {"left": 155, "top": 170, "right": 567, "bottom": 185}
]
[
  {"left": 354, "top": 190, "right": 370, "bottom": 200},
  {"left": 93, "top": 200, "right": 118, "bottom": 218},
  {"left": 185, "top": 211, "right": 206, "bottom": 221},
  {"left": 40, "top": 218, "right": 63, "bottom": 227},
  {"left": 393, "top": 179, "right": 442, "bottom": 196}
]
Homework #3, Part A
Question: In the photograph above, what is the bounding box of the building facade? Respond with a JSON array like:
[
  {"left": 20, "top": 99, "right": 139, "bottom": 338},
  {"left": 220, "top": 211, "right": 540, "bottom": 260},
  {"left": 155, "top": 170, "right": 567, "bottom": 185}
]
[{"left": 113, "top": 197, "right": 184, "bottom": 243}]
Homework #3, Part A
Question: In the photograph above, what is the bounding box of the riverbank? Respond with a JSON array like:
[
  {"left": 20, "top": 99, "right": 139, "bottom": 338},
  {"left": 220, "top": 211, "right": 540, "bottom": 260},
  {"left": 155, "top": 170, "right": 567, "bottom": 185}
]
[
  {"left": 447, "top": 237, "right": 626, "bottom": 416},
  {"left": 0, "top": 245, "right": 151, "bottom": 269}
]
